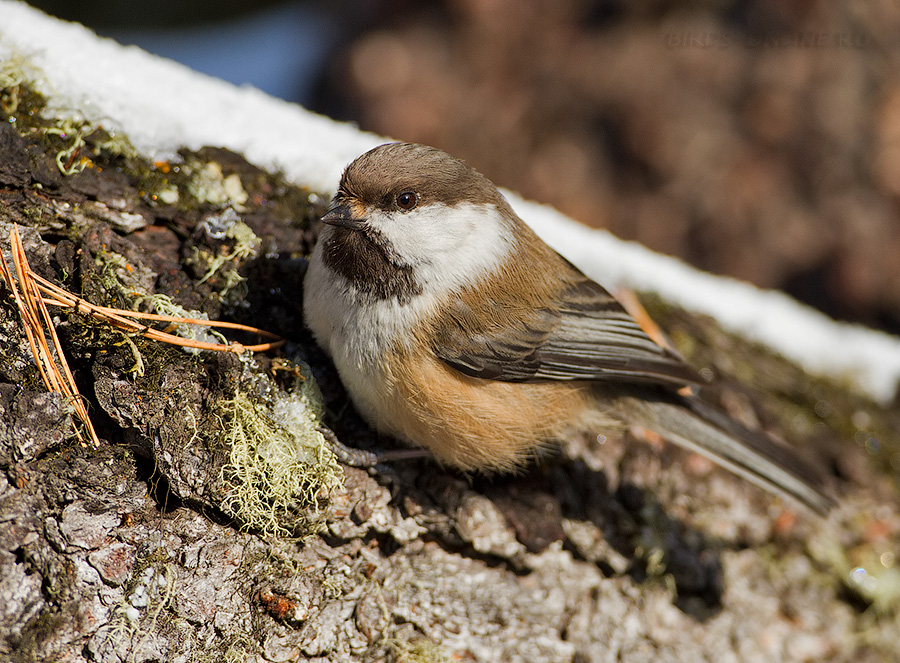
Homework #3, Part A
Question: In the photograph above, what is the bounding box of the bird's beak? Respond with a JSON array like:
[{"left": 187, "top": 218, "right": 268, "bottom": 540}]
[{"left": 322, "top": 202, "right": 366, "bottom": 230}]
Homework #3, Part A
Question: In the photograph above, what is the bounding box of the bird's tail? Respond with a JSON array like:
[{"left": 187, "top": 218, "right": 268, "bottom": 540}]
[{"left": 606, "top": 391, "right": 834, "bottom": 514}]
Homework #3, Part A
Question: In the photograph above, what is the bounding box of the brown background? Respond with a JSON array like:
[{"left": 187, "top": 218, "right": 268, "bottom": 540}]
[{"left": 314, "top": 0, "right": 900, "bottom": 336}]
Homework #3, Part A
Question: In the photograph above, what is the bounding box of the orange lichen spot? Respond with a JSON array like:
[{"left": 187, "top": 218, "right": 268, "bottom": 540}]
[
  {"left": 772, "top": 509, "right": 798, "bottom": 535},
  {"left": 257, "top": 587, "right": 299, "bottom": 621}
]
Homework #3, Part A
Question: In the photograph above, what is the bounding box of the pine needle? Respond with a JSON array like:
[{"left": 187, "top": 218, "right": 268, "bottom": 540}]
[{"left": 1, "top": 224, "right": 286, "bottom": 447}]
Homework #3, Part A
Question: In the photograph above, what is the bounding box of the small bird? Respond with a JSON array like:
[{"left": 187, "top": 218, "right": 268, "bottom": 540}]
[{"left": 303, "top": 142, "right": 832, "bottom": 514}]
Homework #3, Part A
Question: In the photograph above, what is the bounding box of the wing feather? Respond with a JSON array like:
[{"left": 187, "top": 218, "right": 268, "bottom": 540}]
[{"left": 433, "top": 264, "right": 701, "bottom": 388}]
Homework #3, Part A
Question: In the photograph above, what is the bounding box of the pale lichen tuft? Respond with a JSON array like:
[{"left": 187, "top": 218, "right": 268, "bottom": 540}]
[{"left": 218, "top": 367, "right": 343, "bottom": 538}]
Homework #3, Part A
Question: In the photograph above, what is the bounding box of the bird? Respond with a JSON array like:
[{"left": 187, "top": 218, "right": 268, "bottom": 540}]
[{"left": 303, "top": 142, "right": 833, "bottom": 514}]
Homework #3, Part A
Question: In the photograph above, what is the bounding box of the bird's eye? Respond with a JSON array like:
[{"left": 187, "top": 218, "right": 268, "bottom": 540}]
[{"left": 396, "top": 191, "right": 417, "bottom": 211}]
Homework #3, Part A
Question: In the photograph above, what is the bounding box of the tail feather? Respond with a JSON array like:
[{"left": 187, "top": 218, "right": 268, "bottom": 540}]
[{"left": 608, "top": 392, "right": 834, "bottom": 515}]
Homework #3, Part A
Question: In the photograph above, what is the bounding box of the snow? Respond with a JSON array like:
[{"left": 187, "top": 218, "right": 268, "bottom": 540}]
[
  {"left": 0, "top": 0, "right": 380, "bottom": 193},
  {"left": 1, "top": 0, "right": 899, "bottom": 403}
]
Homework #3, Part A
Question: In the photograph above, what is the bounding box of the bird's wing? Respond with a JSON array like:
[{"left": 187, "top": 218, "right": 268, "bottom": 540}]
[{"left": 432, "top": 269, "right": 701, "bottom": 388}]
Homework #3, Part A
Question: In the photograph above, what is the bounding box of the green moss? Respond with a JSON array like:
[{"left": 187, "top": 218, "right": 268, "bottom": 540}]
[
  {"left": 186, "top": 161, "right": 249, "bottom": 208},
  {"left": 386, "top": 636, "right": 455, "bottom": 663},
  {"left": 219, "top": 632, "right": 259, "bottom": 663},
  {"left": 133, "top": 293, "right": 228, "bottom": 349},
  {"left": 0, "top": 58, "right": 52, "bottom": 130},
  {"left": 186, "top": 209, "right": 261, "bottom": 298},
  {"left": 0, "top": 64, "right": 187, "bottom": 222},
  {"left": 93, "top": 561, "right": 176, "bottom": 661},
  {"left": 0, "top": 63, "right": 139, "bottom": 176},
  {"left": 11, "top": 609, "right": 72, "bottom": 663}
]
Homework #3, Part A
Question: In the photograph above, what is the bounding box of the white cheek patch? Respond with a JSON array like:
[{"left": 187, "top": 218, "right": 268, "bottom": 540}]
[
  {"left": 305, "top": 229, "right": 440, "bottom": 357},
  {"left": 369, "top": 202, "right": 515, "bottom": 298},
  {"left": 304, "top": 201, "right": 517, "bottom": 418}
]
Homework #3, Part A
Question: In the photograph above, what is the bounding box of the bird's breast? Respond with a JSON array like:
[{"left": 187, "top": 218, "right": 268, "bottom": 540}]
[
  {"left": 378, "top": 350, "right": 592, "bottom": 471},
  {"left": 304, "top": 250, "right": 439, "bottom": 423}
]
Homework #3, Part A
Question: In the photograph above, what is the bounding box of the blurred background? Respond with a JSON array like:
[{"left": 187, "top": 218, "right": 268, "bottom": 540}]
[{"left": 26, "top": 0, "right": 900, "bottom": 336}]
